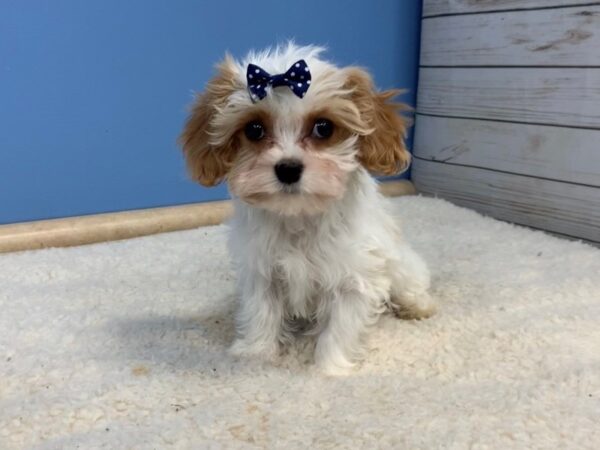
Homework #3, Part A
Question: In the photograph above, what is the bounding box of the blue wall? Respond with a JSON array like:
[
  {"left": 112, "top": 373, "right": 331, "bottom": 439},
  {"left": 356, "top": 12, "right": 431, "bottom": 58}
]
[{"left": 0, "top": 0, "right": 422, "bottom": 224}]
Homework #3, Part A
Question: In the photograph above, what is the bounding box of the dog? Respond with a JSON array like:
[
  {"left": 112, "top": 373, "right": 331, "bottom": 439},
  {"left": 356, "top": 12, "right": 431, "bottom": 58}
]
[{"left": 179, "top": 43, "right": 436, "bottom": 375}]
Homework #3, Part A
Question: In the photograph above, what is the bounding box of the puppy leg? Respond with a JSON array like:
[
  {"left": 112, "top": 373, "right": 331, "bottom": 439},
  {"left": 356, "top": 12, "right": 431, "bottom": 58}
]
[
  {"left": 314, "top": 290, "right": 382, "bottom": 375},
  {"left": 229, "top": 275, "right": 283, "bottom": 361},
  {"left": 388, "top": 244, "right": 437, "bottom": 320}
]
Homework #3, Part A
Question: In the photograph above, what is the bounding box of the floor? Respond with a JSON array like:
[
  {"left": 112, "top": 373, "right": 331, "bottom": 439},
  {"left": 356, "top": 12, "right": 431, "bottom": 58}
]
[{"left": 1, "top": 196, "right": 599, "bottom": 449}]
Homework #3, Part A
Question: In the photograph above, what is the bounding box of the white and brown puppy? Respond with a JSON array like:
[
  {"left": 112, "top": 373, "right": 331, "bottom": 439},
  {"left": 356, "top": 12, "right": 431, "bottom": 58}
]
[{"left": 180, "top": 43, "right": 435, "bottom": 375}]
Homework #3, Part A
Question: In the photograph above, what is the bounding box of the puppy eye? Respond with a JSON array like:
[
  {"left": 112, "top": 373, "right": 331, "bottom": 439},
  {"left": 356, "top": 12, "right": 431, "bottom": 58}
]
[
  {"left": 311, "top": 118, "right": 334, "bottom": 139},
  {"left": 244, "top": 120, "right": 265, "bottom": 141}
]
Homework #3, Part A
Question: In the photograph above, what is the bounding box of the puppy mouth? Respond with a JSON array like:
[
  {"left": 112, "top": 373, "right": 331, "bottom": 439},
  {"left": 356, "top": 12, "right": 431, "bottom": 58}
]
[
  {"left": 243, "top": 190, "right": 336, "bottom": 205},
  {"left": 242, "top": 189, "right": 301, "bottom": 205},
  {"left": 281, "top": 184, "right": 301, "bottom": 195},
  {"left": 241, "top": 183, "right": 302, "bottom": 202}
]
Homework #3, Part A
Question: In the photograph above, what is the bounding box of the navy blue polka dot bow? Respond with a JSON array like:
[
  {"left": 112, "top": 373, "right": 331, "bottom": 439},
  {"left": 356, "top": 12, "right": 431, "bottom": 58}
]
[{"left": 247, "top": 59, "right": 311, "bottom": 101}]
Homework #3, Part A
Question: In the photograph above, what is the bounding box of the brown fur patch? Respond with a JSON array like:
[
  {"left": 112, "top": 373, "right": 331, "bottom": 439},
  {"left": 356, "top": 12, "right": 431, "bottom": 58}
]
[
  {"left": 178, "top": 56, "right": 242, "bottom": 186},
  {"left": 301, "top": 110, "right": 353, "bottom": 151},
  {"left": 235, "top": 109, "right": 275, "bottom": 153},
  {"left": 343, "top": 68, "right": 412, "bottom": 175}
]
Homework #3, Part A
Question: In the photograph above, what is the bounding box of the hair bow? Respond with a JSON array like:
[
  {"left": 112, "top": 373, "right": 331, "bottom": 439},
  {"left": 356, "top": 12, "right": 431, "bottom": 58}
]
[{"left": 246, "top": 59, "right": 311, "bottom": 101}]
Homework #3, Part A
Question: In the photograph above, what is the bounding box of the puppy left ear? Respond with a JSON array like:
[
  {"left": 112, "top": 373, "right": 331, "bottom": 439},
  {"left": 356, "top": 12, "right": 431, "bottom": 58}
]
[{"left": 344, "top": 68, "right": 412, "bottom": 175}]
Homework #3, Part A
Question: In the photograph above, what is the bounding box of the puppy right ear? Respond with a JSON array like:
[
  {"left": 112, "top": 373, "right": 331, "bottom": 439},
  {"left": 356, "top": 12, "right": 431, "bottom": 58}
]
[{"left": 178, "top": 56, "right": 241, "bottom": 187}]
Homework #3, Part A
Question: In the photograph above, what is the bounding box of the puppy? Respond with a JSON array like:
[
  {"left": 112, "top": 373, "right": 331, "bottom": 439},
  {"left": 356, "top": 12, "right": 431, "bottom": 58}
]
[{"left": 179, "top": 43, "right": 435, "bottom": 375}]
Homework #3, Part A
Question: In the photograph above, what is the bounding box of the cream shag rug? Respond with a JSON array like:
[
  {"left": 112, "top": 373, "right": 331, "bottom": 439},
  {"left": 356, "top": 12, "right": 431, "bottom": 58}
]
[{"left": 1, "top": 196, "right": 599, "bottom": 449}]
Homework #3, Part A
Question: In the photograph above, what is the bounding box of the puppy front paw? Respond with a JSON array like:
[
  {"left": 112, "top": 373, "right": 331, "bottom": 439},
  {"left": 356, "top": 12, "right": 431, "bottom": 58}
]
[
  {"left": 314, "top": 337, "right": 356, "bottom": 376},
  {"left": 229, "top": 338, "right": 279, "bottom": 362},
  {"left": 316, "top": 360, "right": 354, "bottom": 377}
]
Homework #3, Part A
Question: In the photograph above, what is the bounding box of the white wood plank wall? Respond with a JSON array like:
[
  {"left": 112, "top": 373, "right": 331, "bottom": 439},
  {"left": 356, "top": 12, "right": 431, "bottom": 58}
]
[
  {"left": 412, "top": 1, "right": 600, "bottom": 243},
  {"left": 423, "top": 0, "right": 593, "bottom": 17}
]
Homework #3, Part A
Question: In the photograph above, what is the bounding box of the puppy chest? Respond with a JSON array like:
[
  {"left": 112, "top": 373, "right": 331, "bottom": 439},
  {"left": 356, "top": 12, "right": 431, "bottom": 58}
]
[{"left": 273, "top": 249, "right": 323, "bottom": 317}]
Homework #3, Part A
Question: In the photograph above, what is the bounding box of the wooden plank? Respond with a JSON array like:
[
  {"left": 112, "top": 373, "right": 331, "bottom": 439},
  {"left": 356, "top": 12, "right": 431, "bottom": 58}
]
[
  {"left": 423, "top": 0, "right": 597, "bottom": 17},
  {"left": 417, "top": 68, "right": 600, "bottom": 128},
  {"left": 413, "top": 115, "right": 600, "bottom": 186},
  {"left": 0, "top": 201, "right": 233, "bottom": 253},
  {"left": 411, "top": 159, "right": 600, "bottom": 242},
  {"left": 421, "top": 6, "right": 600, "bottom": 66}
]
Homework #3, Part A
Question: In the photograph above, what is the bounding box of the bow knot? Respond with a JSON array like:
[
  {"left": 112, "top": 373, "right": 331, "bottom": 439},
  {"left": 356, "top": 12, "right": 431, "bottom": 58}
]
[{"left": 246, "top": 59, "right": 311, "bottom": 101}]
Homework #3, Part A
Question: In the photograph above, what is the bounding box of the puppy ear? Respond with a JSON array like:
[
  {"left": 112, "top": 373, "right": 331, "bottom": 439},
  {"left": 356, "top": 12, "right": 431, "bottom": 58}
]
[
  {"left": 179, "top": 56, "right": 241, "bottom": 186},
  {"left": 344, "top": 68, "right": 412, "bottom": 175}
]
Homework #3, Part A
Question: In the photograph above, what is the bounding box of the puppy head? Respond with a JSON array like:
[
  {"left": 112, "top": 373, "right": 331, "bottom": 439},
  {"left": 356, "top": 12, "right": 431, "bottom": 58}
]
[{"left": 179, "top": 43, "right": 411, "bottom": 216}]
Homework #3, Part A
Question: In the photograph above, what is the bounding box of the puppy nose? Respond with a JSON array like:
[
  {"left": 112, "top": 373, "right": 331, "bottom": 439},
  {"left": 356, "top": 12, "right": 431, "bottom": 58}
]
[{"left": 274, "top": 159, "right": 304, "bottom": 184}]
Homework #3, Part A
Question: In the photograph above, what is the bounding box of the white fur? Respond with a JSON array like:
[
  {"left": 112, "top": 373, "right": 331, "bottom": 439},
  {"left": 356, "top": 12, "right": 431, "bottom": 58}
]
[
  {"left": 207, "top": 43, "right": 436, "bottom": 374},
  {"left": 228, "top": 169, "right": 435, "bottom": 375}
]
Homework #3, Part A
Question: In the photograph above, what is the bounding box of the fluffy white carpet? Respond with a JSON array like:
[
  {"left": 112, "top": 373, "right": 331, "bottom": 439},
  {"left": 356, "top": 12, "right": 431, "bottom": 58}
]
[{"left": 1, "top": 196, "right": 599, "bottom": 449}]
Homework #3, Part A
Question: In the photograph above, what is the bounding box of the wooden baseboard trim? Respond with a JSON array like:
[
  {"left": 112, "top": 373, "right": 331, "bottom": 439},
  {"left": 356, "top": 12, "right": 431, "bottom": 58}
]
[{"left": 0, "top": 180, "right": 415, "bottom": 253}]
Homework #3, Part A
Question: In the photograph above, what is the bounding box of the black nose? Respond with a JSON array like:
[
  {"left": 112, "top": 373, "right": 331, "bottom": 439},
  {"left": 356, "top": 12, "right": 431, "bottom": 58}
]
[{"left": 274, "top": 159, "right": 304, "bottom": 184}]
